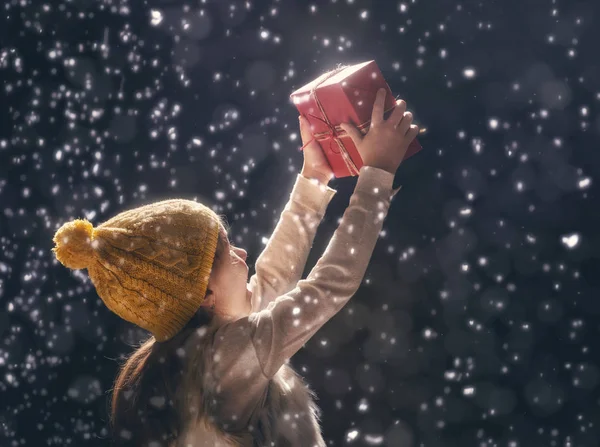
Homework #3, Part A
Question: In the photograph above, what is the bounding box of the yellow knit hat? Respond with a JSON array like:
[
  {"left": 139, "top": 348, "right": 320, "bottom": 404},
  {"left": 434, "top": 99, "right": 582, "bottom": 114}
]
[{"left": 52, "top": 199, "right": 221, "bottom": 342}]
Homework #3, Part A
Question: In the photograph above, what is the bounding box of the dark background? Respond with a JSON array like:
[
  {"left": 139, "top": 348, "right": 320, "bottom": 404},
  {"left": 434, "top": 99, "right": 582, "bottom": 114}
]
[{"left": 1, "top": 0, "right": 600, "bottom": 445}]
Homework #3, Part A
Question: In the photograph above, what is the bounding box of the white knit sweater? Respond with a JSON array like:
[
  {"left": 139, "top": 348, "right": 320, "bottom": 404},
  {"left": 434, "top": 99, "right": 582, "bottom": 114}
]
[{"left": 175, "top": 166, "right": 400, "bottom": 447}]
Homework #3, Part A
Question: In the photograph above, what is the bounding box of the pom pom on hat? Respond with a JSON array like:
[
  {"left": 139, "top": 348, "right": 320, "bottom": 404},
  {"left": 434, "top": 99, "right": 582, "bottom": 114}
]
[{"left": 52, "top": 219, "right": 96, "bottom": 270}]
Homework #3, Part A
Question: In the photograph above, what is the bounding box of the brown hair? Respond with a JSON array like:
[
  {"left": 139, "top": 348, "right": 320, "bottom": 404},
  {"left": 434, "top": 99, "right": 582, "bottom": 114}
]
[{"left": 108, "top": 219, "right": 230, "bottom": 446}]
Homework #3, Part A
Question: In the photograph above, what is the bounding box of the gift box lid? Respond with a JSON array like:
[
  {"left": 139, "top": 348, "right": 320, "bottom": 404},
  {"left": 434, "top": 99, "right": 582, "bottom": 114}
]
[{"left": 290, "top": 60, "right": 377, "bottom": 101}]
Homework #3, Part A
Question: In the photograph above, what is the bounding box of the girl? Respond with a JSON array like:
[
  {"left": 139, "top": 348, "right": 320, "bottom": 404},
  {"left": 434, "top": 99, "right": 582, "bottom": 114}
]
[{"left": 52, "top": 88, "right": 419, "bottom": 446}]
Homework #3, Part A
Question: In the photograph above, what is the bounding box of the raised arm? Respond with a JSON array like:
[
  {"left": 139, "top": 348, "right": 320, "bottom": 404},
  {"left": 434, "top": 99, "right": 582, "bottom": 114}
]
[
  {"left": 209, "top": 166, "right": 400, "bottom": 427},
  {"left": 248, "top": 173, "right": 336, "bottom": 313},
  {"left": 210, "top": 89, "right": 417, "bottom": 428}
]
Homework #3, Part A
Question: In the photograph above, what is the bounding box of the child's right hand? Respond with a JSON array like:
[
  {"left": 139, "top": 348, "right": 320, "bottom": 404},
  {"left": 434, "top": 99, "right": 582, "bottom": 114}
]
[{"left": 340, "top": 88, "right": 419, "bottom": 175}]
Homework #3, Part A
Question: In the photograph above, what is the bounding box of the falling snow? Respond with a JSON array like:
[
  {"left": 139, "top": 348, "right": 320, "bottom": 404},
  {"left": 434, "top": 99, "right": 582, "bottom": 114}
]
[{"left": 1, "top": 0, "right": 599, "bottom": 446}]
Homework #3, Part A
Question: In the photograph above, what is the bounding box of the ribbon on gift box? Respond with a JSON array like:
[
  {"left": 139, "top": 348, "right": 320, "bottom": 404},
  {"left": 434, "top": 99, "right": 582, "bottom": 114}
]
[{"left": 300, "top": 66, "right": 398, "bottom": 177}]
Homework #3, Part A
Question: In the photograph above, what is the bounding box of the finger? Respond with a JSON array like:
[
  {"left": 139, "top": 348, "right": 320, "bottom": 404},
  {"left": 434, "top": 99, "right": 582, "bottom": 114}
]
[
  {"left": 406, "top": 124, "right": 419, "bottom": 141},
  {"left": 387, "top": 99, "right": 407, "bottom": 128},
  {"left": 396, "top": 111, "right": 413, "bottom": 134},
  {"left": 339, "top": 122, "right": 363, "bottom": 148},
  {"left": 298, "top": 115, "right": 313, "bottom": 144},
  {"left": 370, "top": 88, "right": 387, "bottom": 127}
]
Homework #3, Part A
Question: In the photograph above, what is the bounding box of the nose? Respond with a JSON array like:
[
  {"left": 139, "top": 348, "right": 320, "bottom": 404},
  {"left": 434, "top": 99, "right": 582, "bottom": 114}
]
[{"left": 232, "top": 247, "right": 247, "bottom": 262}]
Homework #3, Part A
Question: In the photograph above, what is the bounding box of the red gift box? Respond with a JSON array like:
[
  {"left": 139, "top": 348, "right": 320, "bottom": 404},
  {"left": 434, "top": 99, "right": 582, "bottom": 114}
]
[{"left": 290, "top": 60, "right": 422, "bottom": 178}]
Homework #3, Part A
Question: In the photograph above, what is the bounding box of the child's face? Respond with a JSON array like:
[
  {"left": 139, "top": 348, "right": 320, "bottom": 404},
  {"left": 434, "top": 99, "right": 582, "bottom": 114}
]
[{"left": 206, "top": 226, "right": 253, "bottom": 319}]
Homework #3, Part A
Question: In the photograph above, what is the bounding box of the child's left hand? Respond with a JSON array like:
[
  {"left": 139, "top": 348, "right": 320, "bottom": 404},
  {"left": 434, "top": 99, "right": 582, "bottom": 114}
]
[{"left": 299, "top": 115, "right": 334, "bottom": 184}]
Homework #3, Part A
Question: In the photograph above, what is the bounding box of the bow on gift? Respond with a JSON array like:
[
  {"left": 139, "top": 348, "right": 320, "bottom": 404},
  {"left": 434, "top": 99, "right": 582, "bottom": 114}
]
[{"left": 299, "top": 66, "right": 400, "bottom": 177}]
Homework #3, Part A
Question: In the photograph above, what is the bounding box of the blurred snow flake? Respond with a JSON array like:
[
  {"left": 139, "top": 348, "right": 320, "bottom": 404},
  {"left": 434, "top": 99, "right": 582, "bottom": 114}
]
[
  {"left": 561, "top": 233, "right": 580, "bottom": 249},
  {"left": 488, "top": 118, "right": 499, "bottom": 130},
  {"left": 150, "top": 395, "right": 166, "bottom": 408},
  {"left": 150, "top": 9, "right": 164, "bottom": 26},
  {"left": 67, "top": 376, "right": 103, "bottom": 404},
  {"left": 364, "top": 434, "right": 384, "bottom": 444},
  {"left": 346, "top": 428, "right": 360, "bottom": 442},
  {"left": 578, "top": 177, "right": 591, "bottom": 189},
  {"left": 463, "top": 67, "right": 476, "bottom": 79},
  {"left": 472, "top": 137, "right": 483, "bottom": 153},
  {"left": 423, "top": 328, "right": 437, "bottom": 339}
]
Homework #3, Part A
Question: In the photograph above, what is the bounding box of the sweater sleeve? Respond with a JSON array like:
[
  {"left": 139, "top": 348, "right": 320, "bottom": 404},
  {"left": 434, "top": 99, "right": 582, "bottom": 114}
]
[
  {"left": 248, "top": 174, "right": 337, "bottom": 313},
  {"left": 209, "top": 166, "right": 400, "bottom": 428}
]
